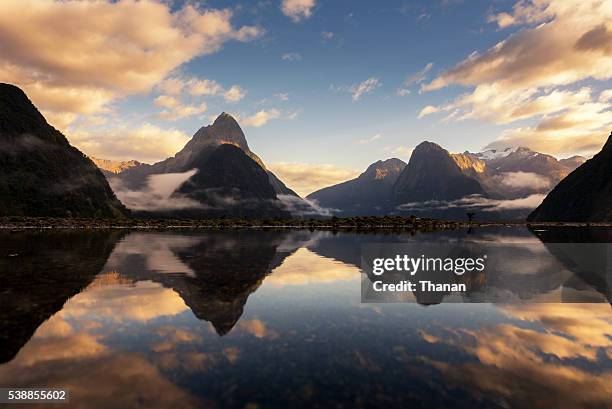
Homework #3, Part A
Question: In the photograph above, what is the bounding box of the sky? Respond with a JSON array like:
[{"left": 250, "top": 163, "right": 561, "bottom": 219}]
[{"left": 0, "top": 0, "right": 610, "bottom": 196}]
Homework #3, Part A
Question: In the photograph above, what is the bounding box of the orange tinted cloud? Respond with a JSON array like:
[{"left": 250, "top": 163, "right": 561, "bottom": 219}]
[{"left": 0, "top": 0, "right": 261, "bottom": 126}]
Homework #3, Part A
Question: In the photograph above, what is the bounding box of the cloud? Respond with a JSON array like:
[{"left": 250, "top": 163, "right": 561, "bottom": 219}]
[
  {"left": 396, "top": 88, "right": 411, "bottom": 97},
  {"left": 419, "top": 0, "right": 612, "bottom": 155},
  {"left": 498, "top": 171, "right": 551, "bottom": 190},
  {"left": 321, "top": 31, "right": 334, "bottom": 40},
  {"left": 158, "top": 102, "right": 207, "bottom": 121},
  {"left": 418, "top": 105, "right": 440, "bottom": 118},
  {"left": 357, "top": 134, "right": 382, "bottom": 144},
  {"left": 281, "top": 52, "right": 302, "bottom": 61},
  {"left": 242, "top": 109, "right": 281, "bottom": 127},
  {"left": 187, "top": 79, "right": 224, "bottom": 96},
  {"left": 0, "top": 0, "right": 261, "bottom": 127},
  {"left": 281, "top": 0, "right": 316, "bottom": 22},
  {"left": 404, "top": 62, "right": 433, "bottom": 87},
  {"left": 423, "top": 1, "right": 611, "bottom": 93},
  {"left": 275, "top": 93, "right": 290, "bottom": 101},
  {"left": 351, "top": 77, "right": 381, "bottom": 101},
  {"left": 277, "top": 194, "right": 336, "bottom": 217},
  {"left": 397, "top": 193, "right": 546, "bottom": 212},
  {"left": 267, "top": 162, "right": 360, "bottom": 196},
  {"left": 223, "top": 85, "right": 246, "bottom": 103},
  {"left": 154, "top": 95, "right": 180, "bottom": 109},
  {"left": 108, "top": 169, "right": 202, "bottom": 211},
  {"left": 152, "top": 76, "right": 245, "bottom": 119},
  {"left": 485, "top": 96, "right": 612, "bottom": 156},
  {"left": 70, "top": 123, "right": 191, "bottom": 163}
]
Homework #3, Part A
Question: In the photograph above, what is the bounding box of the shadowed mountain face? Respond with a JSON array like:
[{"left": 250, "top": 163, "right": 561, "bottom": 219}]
[
  {"left": 0, "top": 230, "right": 124, "bottom": 363},
  {"left": 0, "top": 83, "right": 126, "bottom": 217},
  {"left": 528, "top": 132, "right": 612, "bottom": 222},
  {"left": 307, "top": 158, "right": 406, "bottom": 216},
  {"left": 172, "top": 144, "right": 290, "bottom": 218},
  {"left": 393, "top": 142, "right": 486, "bottom": 217}
]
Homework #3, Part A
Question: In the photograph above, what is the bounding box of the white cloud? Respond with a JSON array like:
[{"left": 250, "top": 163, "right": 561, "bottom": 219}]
[
  {"left": 152, "top": 76, "right": 245, "bottom": 119},
  {"left": 275, "top": 93, "right": 290, "bottom": 101},
  {"left": 404, "top": 62, "right": 433, "bottom": 87},
  {"left": 154, "top": 95, "right": 180, "bottom": 109},
  {"left": 157, "top": 102, "right": 207, "bottom": 121},
  {"left": 0, "top": 0, "right": 261, "bottom": 127},
  {"left": 419, "top": 0, "right": 612, "bottom": 156},
  {"left": 498, "top": 171, "right": 551, "bottom": 190},
  {"left": 108, "top": 169, "right": 202, "bottom": 211},
  {"left": 281, "top": 52, "right": 302, "bottom": 61},
  {"left": 321, "top": 31, "right": 334, "bottom": 40},
  {"left": 357, "top": 134, "right": 382, "bottom": 144},
  {"left": 418, "top": 105, "right": 440, "bottom": 118},
  {"left": 223, "top": 85, "right": 246, "bottom": 103},
  {"left": 397, "top": 194, "right": 546, "bottom": 212},
  {"left": 242, "top": 109, "right": 281, "bottom": 127},
  {"left": 351, "top": 77, "right": 381, "bottom": 101},
  {"left": 69, "top": 123, "right": 191, "bottom": 163},
  {"left": 396, "top": 88, "right": 411, "bottom": 97},
  {"left": 188, "top": 79, "right": 224, "bottom": 96},
  {"left": 281, "top": 0, "right": 316, "bottom": 22}
]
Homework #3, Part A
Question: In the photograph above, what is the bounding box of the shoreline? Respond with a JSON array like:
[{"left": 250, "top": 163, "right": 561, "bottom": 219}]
[{"left": 1, "top": 217, "right": 611, "bottom": 230}]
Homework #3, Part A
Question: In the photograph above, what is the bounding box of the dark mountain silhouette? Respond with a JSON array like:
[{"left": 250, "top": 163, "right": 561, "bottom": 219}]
[
  {"left": 172, "top": 144, "right": 290, "bottom": 218},
  {"left": 0, "top": 83, "right": 126, "bottom": 217},
  {"left": 528, "top": 132, "right": 612, "bottom": 222},
  {"left": 307, "top": 158, "right": 406, "bottom": 216},
  {"left": 393, "top": 141, "right": 486, "bottom": 212}
]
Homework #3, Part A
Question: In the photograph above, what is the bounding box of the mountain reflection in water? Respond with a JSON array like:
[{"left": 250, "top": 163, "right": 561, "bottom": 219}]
[{"left": 0, "top": 227, "right": 610, "bottom": 409}]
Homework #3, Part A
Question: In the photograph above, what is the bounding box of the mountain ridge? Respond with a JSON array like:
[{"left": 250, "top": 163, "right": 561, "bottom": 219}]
[
  {"left": 0, "top": 83, "right": 127, "bottom": 218},
  {"left": 528, "top": 132, "right": 612, "bottom": 222}
]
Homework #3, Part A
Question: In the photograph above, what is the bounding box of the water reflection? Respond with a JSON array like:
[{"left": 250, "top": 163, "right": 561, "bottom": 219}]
[{"left": 0, "top": 227, "right": 610, "bottom": 408}]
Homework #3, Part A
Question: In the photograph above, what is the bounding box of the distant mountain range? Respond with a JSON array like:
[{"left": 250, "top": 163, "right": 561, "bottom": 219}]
[
  {"left": 528, "top": 132, "right": 612, "bottom": 222},
  {"left": 0, "top": 83, "right": 126, "bottom": 217},
  {"left": 307, "top": 140, "right": 586, "bottom": 219},
  {"left": 307, "top": 158, "right": 406, "bottom": 216},
  {"left": 1, "top": 82, "right": 608, "bottom": 221}
]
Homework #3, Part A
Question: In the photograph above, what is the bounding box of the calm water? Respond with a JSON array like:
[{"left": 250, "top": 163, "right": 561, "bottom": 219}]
[{"left": 0, "top": 227, "right": 611, "bottom": 409}]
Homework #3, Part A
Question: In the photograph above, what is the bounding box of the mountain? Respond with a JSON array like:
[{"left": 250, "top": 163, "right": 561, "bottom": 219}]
[
  {"left": 173, "top": 144, "right": 288, "bottom": 218},
  {"left": 117, "top": 113, "right": 297, "bottom": 195},
  {"left": 528, "top": 132, "right": 612, "bottom": 222},
  {"left": 454, "top": 147, "right": 585, "bottom": 199},
  {"left": 307, "top": 158, "right": 406, "bottom": 216},
  {"left": 108, "top": 113, "right": 297, "bottom": 218},
  {"left": 394, "top": 141, "right": 486, "bottom": 207},
  {"left": 90, "top": 157, "right": 142, "bottom": 178},
  {"left": 0, "top": 83, "right": 126, "bottom": 217}
]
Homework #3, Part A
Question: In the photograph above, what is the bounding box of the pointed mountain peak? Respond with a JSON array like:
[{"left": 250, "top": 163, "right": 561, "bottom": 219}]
[
  {"left": 414, "top": 141, "right": 445, "bottom": 153},
  {"left": 176, "top": 113, "right": 250, "bottom": 165},
  {"left": 213, "top": 111, "right": 240, "bottom": 127}
]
